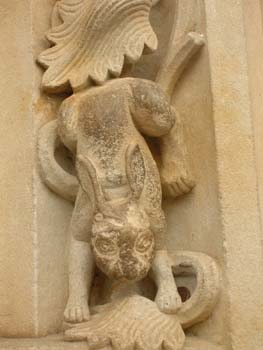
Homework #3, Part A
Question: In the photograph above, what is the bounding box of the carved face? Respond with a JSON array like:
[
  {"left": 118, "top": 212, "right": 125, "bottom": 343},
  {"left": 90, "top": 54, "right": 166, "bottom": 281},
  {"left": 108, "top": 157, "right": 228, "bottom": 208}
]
[
  {"left": 91, "top": 213, "right": 155, "bottom": 282},
  {"left": 76, "top": 143, "right": 156, "bottom": 281}
]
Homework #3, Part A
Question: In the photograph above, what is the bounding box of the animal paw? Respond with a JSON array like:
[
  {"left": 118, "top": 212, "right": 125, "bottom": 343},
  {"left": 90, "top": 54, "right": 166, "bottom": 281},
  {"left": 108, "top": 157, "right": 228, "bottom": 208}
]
[
  {"left": 155, "top": 284, "right": 182, "bottom": 314},
  {"left": 161, "top": 168, "right": 195, "bottom": 199},
  {"left": 64, "top": 297, "right": 90, "bottom": 323}
]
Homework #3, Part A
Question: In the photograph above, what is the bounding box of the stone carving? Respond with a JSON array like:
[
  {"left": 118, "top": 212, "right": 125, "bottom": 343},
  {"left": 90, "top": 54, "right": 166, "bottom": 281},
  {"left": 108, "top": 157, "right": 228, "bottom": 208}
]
[
  {"left": 64, "top": 251, "right": 220, "bottom": 349},
  {"left": 38, "top": 0, "right": 158, "bottom": 93},
  {"left": 37, "top": 0, "right": 220, "bottom": 348},
  {"left": 65, "top": 295, "right": 186, "bottom": 350}
]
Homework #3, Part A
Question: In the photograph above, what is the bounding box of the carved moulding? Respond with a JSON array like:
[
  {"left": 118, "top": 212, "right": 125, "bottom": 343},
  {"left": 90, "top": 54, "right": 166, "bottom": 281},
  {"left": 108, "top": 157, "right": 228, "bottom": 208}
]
[{"left": 36, "top": 0, "right": 220, "bottom": 349}]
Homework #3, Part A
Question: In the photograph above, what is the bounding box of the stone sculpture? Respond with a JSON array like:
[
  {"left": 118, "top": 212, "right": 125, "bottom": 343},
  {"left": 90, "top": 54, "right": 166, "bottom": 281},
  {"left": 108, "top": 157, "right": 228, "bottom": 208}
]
[{"left": 37, "top": 0, "right": 220, "bottom": 349}]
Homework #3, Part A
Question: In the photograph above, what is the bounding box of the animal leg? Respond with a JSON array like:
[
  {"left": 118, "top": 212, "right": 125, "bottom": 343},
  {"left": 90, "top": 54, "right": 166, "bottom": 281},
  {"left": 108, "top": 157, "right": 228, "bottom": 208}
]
[
  {"left": 148, "top": 210, "right": 182, "bottom": 314},
  {"left": 64, "top": 189, "right": 95, "bottom": 323}
]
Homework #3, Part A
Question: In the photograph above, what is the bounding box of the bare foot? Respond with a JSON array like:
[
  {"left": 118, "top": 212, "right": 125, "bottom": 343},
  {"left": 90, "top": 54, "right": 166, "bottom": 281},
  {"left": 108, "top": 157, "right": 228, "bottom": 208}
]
[
  {"left": 64, "top": 296, "right": 90, "bottom": 323},
  {"left": 155, "top": 283, "right": 182, "bottom": 314}
]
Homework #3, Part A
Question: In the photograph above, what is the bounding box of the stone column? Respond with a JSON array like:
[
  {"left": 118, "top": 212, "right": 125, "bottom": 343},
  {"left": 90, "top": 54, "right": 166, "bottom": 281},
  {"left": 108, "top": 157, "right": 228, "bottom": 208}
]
[
  {"left": 0, "top": 0, "right": 73, "bottom": 337},
  {"left": 0, "top": 0, "right": 37, "bottom": 337},
  {"left": 204, "top": 0, "right": 263, "bottom": 349}
]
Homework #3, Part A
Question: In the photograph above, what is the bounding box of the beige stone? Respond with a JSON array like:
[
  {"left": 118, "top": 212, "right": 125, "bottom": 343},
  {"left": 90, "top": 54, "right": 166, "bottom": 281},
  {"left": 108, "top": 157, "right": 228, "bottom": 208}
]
[
  {"left": 35, "top": 2, "right": 219, "bottom": 348},
  {"left": 0, "top": 335, "right": 223, "bottom": 350},
  {"left": 0, "top": 0, "right": 36, "bottom": 337},
  {"left": 1, "top": 0, "right": 263, "bottom": 349}
]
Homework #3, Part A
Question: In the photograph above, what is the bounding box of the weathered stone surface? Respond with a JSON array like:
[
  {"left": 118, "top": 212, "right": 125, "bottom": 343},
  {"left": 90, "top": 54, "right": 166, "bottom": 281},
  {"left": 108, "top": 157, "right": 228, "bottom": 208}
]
[
  {"left": 203, "top": 1, "right": 263, "bottom": 349},
  {"left": 0, "top": 0, "right": 36, "bottom": 337},
  {"left": 0, "top": 336, "right": 223, "bottom": 350},
  {"left": 1, "top": 0, "right": 263, "bottom": 349},
  {"left": 35, "top": 2, "right": 220, "bottom": 349}
]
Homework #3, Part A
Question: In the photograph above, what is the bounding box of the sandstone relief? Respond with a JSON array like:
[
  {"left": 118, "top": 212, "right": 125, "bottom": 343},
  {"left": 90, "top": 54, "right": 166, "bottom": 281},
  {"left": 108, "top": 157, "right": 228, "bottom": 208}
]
[{"left": 37, "top": 0, "right": 220, "bottom": 349}]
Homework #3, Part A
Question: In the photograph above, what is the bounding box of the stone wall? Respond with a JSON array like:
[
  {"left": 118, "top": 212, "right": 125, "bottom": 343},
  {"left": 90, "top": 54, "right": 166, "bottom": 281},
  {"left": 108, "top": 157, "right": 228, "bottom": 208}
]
[{"left": 0, "top": 0, "right": 263, "bottom": 349}]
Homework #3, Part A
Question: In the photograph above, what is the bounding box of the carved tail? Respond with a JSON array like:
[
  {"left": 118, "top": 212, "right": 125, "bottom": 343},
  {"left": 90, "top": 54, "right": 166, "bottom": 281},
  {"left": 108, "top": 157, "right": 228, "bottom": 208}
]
[
  {"left": 91, "top": 251, "right": 220, "bottom": 329},
  {"left": 172, "top": 251, "right": 220, "bottom": 329},
  {"left": 37, "top": 120, "right": 79, "bottom": 202}
]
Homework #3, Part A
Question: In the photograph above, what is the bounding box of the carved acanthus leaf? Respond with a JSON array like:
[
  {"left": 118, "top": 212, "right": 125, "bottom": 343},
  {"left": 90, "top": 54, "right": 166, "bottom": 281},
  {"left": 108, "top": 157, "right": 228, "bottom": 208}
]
[{"left": 38, "top": 0, "right": 158, "bottom": 93}]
